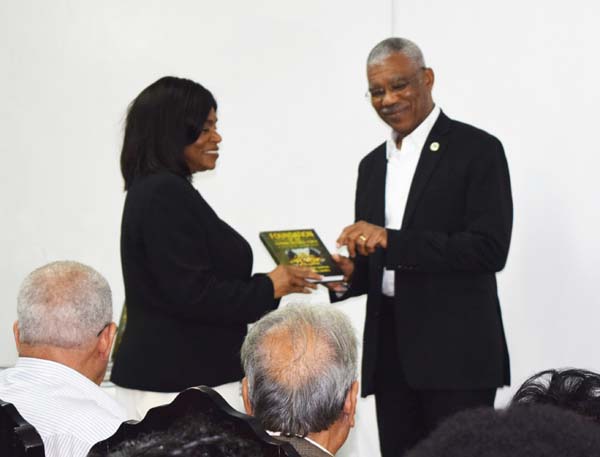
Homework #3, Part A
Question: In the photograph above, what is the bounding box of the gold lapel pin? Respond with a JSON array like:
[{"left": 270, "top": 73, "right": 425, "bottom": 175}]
[{"left": 430, "top": 141, "right": 440, "bottom": 152}]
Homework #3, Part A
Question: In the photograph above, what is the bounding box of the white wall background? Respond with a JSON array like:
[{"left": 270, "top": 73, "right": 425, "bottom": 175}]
[
  {"left": 1, "top": 0, "right": 599, "bottom": 456},
  {"left": 0, "top": 1, "right": 387, "bottom": 455},
  {"left": 393, "top": 0, "right": 600, "bottom": 406},
  {"left": 0, "top": 0, "right": 390, "bottom": 362}
]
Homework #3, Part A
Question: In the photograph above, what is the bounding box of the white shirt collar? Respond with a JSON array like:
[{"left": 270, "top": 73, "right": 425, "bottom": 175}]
[
  {"left": 15, "top": 357, "right": 99, "bottom": 387},
  {"left": 386, "top": 105, "right": 441, "bottom": 160},
  {"left": 267, "top": 431, "right": 334, "bottom": 456},
  {"left": 304, "top": 436, "right": 334, "bottom": 456}
]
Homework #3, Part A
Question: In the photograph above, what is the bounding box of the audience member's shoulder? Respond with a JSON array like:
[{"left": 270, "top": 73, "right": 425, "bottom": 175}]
[{"left": 43, "top": 433, "right": 97, "bottom": 457}]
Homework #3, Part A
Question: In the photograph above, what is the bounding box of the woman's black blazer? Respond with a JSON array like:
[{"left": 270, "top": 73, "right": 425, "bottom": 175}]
[{"left": 111, "top": 172, "right": 276, "bottom": 392}]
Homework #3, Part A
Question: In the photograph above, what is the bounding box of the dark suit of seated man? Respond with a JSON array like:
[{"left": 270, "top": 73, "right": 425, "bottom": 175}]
[{"left": 240, "top": 305, "right": 359, "bottom": 457}]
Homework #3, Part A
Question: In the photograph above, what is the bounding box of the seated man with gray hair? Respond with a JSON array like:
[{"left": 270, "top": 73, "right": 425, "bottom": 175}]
[
  {"left": 0, "top": 261, "right": 126, "bottom": 457},
  {"left": 241, "top": 305, "right": 359, "bottom": 457}
]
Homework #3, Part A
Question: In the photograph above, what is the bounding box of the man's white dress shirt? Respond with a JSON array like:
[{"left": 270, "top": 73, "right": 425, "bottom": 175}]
[
  {"left": 0, "top": 357, "right": 126, "bottom": 457},
  {"left": 382, "top": 105, "right": 441, "bottom": 297}
]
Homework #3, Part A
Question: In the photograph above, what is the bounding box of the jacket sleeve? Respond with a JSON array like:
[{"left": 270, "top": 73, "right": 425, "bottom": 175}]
[
  {"left": 330, "top": 159, "right": 372, "bottom": 303},
  {"left": 141, "top": 179, "right": 277, "bottom": 325},
  {"left": 385, "top": 137, "right": 513, "bottom": 273}
]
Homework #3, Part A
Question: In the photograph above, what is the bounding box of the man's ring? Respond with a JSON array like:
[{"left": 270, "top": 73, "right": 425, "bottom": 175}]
[{"left": 358, "top": 235, "right": 367, "bottom": 243}]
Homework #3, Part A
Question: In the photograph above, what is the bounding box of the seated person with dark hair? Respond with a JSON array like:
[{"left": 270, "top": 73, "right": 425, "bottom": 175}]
[
  {"left": 105, "top": 414, "right": 267, "bottom": 457},
  {"left": 511, "top": 368, "right": 600, "bottom": 424},
  {"left": 406, "top": 404, "right": 600, "bottom": 457},
  {"left": 241, "top": 305, "right": 359, "bottom": 457}
]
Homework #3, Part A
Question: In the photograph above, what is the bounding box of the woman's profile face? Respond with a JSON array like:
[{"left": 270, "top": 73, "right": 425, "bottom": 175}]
[{"left": 183, "top": 108, "right": 222, "bottom": 173}]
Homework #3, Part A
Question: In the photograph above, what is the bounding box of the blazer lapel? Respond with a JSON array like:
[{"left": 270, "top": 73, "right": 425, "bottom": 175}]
[
  {"left": 364, "top": 144, "right": 387, "bottom": 274},
  {"left": 365, "top": 143, "right": 387, "bottom": 227},
  {"left": 401, "top": 111, "right": 452, "bottom": 228}
]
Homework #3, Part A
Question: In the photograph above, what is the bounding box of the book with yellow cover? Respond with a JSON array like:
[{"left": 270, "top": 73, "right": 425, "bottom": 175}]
[{"left": 259, "top": 229, "right": 344, "bottom": 283}]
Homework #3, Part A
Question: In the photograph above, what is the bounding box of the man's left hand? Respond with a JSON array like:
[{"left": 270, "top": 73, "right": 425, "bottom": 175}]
[{"left": 336, "top": 221, "right": 387, "bottom": 257}]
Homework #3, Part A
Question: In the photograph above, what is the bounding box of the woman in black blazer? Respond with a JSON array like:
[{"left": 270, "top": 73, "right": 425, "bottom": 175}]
[{"left": 110, "top": 76, "right": 320, "bottom": 419}]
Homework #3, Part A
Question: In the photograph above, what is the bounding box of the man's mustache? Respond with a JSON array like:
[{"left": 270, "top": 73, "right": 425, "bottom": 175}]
[{"left": 379, "top": 104, "right": 407, "bottom": 115}]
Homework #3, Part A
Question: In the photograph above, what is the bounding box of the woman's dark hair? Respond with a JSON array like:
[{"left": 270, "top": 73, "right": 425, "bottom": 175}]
[{"left": 120, "top": 76, "right": 217, "bottom": 190}]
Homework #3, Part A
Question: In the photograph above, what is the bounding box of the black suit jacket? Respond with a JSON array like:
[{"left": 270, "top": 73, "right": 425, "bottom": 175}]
[
  {"left": 111, "top": 172, "right": 277, "bottom": 392},
  {"left": 344, "top": 112, "right": 512, "bottom": 396}
]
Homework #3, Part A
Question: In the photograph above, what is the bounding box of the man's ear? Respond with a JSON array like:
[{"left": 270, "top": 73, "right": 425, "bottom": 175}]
[
  {"left": 13, "top": 321, "right": 21, "bottom": 352},
  {"left": 343, "top": 380, "right": 359, "bottom": 428},
  {"left": 97, "top": 323, "right": 117, "bottom": 360},
  {"left": 424, "top": 67, "right": 435, "bottom": 91},
  {"left": 241, "top": 377, "right": 253, "bottom": 415}
]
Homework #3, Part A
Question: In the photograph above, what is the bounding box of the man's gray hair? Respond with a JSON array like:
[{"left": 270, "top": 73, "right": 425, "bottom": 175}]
[
  {"left": 241, "top": 304, "right": 358, "bottom": 436},
  {"left": 367, "top": 37, "right": 426, "bottom": 68},
  {"left": 17, "top": 260, "right": 112, "bottom": 348}
]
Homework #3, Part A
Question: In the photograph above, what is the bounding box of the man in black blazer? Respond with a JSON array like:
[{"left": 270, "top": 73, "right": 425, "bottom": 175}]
[{"left": 333, "top": 38, "right": 512, "bottom": 456}]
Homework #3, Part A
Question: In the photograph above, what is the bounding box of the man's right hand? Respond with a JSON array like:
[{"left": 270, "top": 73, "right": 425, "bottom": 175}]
[
  {"left": 324, "top": 254, "right": 355, "bottom": 293},
  {"left": 332, "top": 254, "right": 354, "bottom": 280}
]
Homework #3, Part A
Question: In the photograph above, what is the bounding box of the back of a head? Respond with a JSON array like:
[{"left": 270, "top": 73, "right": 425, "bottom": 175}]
[
  {"left": 104, "top": 415, "right": 266, "bottom": 457},
  {"left": 17, "top": 260, "right": 112, "bottom": 348},
  {"left": 120, "top": 76, "right": 217, "bottom": 190},
  {"left": 512, "top": 368, "right": 600, "bottom": 424},
  {"left": 241, "top": 305, "right": 358, "bottom": 436},
  {"left": 406, "top": 404, "right": 600, "bottom": 457}
]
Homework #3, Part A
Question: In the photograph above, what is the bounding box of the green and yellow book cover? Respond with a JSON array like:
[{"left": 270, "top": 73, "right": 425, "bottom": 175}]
[{"left": 259, "top": 229, "right": 344, "bottom": 283}]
